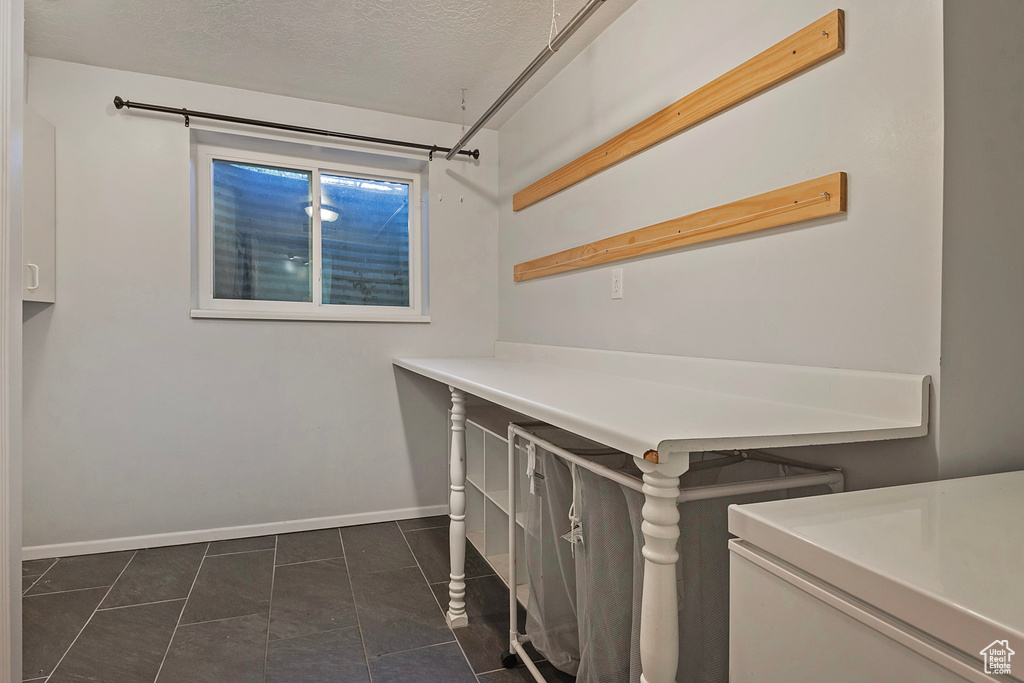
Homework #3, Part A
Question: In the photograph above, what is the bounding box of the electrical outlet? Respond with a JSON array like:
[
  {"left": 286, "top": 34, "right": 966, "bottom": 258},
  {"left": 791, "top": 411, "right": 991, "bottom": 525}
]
[{"left": 611, "top": 268, "right": 623, "bottom": 299}]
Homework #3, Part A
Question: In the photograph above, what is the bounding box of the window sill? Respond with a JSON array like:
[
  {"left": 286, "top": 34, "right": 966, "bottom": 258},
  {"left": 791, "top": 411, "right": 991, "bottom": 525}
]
[{"left": 191, "top": 309, "right": 431, "bottom": 323}]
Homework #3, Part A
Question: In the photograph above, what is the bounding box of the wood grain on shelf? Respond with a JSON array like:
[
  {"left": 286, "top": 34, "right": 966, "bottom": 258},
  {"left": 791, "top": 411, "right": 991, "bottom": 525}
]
[
  {"left": 514, "top": 172, "right": 846, "bottom": 281},
  {"left": 512, "top": 9, "right": 845, "bottom": 211}
]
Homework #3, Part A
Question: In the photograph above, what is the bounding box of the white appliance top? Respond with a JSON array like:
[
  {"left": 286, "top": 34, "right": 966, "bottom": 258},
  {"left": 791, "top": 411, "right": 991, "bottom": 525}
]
[
  {"left": 729, "top": 470, "right": 1024, "bottom": 662},
  {"left": 394, "top": 341, "right": 929, "bottom": 459}
]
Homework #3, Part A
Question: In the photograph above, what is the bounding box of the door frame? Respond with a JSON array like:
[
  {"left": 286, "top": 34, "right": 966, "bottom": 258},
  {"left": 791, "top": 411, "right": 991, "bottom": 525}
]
[{"left": 0, "top": 0, "right": 24, "bottom": 680}]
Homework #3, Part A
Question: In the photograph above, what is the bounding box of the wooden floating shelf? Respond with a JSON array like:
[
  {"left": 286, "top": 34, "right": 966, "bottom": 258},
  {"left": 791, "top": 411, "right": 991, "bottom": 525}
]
[
  {"left": 513, "top": 172, "right": 847, "bottom": 282},
  {"left": 512, "top": 9, "right": 845, "bottom": 211}
]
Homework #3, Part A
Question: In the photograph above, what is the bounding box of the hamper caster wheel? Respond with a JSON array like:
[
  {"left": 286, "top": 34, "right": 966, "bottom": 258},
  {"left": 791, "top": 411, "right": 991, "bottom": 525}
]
[{"left": 500, "top": 650, "right": 519, "bottom": 669}]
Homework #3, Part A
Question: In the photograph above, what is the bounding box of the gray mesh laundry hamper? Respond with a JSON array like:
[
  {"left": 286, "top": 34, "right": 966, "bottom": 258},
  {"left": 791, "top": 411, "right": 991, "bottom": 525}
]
[
  {"left": 523, "top": 439, "right": 635, "bottom": 676},
  {"left": 525, "top": 448, "right": 833, "bottom": 683},
  {"left": 523, "top": 449, "right": 580, "bottom": 674}
]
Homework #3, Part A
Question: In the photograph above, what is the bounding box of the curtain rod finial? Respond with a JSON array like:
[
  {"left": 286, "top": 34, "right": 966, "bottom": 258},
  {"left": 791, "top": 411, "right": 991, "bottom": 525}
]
[{"left": 113, "top": 96, "right": 126, "bottom": 109}]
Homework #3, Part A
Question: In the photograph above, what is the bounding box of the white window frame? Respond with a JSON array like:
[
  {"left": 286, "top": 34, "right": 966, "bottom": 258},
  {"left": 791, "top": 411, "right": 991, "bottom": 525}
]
[{"left": 192, "top": 144, "right": 426, "bottom": 322}]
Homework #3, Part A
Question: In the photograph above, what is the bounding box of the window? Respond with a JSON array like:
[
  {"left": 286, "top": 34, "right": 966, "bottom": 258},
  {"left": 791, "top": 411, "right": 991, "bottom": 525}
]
[{"left": 193, "top": 144, "right": 425, "bottom": 321}]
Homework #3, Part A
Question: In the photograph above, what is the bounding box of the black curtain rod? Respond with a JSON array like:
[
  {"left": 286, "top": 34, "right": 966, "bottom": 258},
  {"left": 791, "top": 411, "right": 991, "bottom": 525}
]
[{"left": 112, "top": 96, "right": 480, "bottom": 160}]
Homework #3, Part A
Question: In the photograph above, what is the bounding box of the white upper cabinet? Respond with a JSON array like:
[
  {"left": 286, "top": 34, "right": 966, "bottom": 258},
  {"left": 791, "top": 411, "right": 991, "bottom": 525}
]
[{"left": 24, "top": 104, "right": 55, "bottom": 303}]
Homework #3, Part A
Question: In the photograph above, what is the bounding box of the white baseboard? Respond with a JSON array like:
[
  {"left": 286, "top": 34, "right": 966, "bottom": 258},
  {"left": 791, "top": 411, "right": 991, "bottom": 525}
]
[{"left": 22, "top": 504, "right": 449, "bottom": 561}]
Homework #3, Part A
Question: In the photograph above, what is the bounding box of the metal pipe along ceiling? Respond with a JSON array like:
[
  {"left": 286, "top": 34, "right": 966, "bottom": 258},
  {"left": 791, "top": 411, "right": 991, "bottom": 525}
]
[{"left": 444, "top": 0, "right": 607, "bottom": 161}]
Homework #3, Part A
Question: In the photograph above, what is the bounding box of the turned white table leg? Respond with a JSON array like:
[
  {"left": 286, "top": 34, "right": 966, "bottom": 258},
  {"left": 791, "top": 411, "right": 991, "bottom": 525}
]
[
  {"left": 635, "top": 452, "right": 687, "bottom": 683},
  {"left": 446, "top": 386, "right": 469, "bottom": 628}
]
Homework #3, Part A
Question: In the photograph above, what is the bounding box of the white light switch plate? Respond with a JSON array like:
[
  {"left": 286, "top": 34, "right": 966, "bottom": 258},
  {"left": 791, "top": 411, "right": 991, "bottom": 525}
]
[{"left": 611, "top": 268, "right": 623, "bottom": 299}]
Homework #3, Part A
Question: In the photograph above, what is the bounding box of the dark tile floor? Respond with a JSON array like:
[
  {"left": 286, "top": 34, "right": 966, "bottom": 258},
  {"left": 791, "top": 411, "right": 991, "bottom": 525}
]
[{"left": 22, "top": 516, "right": 576, "bottom": 683}]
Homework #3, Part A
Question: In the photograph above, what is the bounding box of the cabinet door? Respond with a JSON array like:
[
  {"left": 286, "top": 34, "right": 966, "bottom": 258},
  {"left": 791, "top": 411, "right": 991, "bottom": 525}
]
[
  {"left": 24, "top": 104, "right": 55, "bottom": 303},
  {"left": 730, "top": 542, "right": 985, "bottom": 682}
]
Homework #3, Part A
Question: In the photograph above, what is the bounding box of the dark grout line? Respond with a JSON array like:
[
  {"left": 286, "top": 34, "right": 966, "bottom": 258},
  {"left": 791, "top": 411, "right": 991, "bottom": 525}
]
[
  {"left": 152, "top": 542, "right": 209, "bottom": 683},
  {"left": 474, "top": 659, "right": 552, "bottom": 676},
  {"left": 27, "top": 521, "right": 478, "bottom": 683},
  {"left": 42, "top": 550, "right": 138, "bottom": 683},
  {"left": 345, "top": 562, "right": 420, "bottom": 578},
  {"left": 176, "top": 611, "right": 268, "bottom": 630},
  {"left": 399, "top": 522, "right": 449, "bottom": 619},
  {"left": 339, "top": 528, "right": 375, "bottom": 683},
  {"left": 398, "top": 518, "right": 481, "bottom": 677},
  {"left": 205, "top": 547, "right": 276, "bottom": 559},
  {"left": 260, "top": 536, "right": 278, "bottom": 683},
  {"left": 22, "top": 575, "right": 44, "bottom": 596},
  {"left": 204, "top": 548, "right": 274, "bottom": 558},
  {"left": 23, "top": 584, "right": 121, "bottom": 599},
  {"left": 399, "top": 521, "right": 450, "bottom": 532},
  {"left": 273, "top": 555, "right": 345, "bottom": 568},
  {"left": 397, "top": 519, "right": 500, "bottom": 586},
  {"left": 427, "top": 572, "right": 496, "bottom": 587},
  {"left": 33, "top": 557, "right": 60, "bottom": 572},
  {"left": 21, "top": 558, "right": 60, "bottom": 598},
  {"left": 366, "top": 638, "right": 460, "bottom": 660},
  {"left": 95, "top": 597, "right": 185, "bottom": 612}
]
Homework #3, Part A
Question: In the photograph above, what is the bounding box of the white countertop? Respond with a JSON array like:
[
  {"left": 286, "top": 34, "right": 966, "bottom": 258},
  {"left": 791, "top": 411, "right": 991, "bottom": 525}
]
[
  {"left": 729, "top": 470, "right": 1024, "bottom": 662},
  {"left": 394, "top": 342, "right": 930, "bottom": 459}
]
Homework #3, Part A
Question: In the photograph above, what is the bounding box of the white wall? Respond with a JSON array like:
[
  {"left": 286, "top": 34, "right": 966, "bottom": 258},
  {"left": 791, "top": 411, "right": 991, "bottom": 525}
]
[
  {"left": 498, "top": 0, "right": 945, "bottom": 489},
  {"left": 939, "top": 0, "right": 1024, "bottom": 479},
  {"left": 22, "top": 57, "right": 499, "bottom": 550}
]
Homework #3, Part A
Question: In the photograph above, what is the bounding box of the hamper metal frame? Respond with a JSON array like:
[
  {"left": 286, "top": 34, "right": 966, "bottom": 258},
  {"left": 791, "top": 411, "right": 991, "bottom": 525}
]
[{"left": 503, "top": 423, "right": 845, "bottom": 682}]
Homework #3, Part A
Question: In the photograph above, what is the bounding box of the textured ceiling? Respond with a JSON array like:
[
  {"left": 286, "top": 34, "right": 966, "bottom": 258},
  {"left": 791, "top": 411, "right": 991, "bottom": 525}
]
[{"left": 26, "top": 0, "right": 636, "bottom": 129}]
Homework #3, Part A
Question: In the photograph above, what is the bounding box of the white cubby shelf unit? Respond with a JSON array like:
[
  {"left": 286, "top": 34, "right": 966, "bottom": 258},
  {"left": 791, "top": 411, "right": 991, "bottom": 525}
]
[
  {"left": 460, "top": 404, "right": 530, "bottom": 606},
  {"left": 451, "top": 403, "right": 630, "bottom": 608}
]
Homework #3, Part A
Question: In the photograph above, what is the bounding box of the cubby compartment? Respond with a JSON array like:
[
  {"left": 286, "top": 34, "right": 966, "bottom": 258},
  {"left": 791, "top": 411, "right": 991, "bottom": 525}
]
[
  {"left": 465, "top": 420, "right": 486, "bottom": 488},
  {"left": 465, "top": 480, "right": 485, "bottom": 551},
  {"left": 484, "top": 498, "right": 528, "bottom": 602},
  {"left": 484, "top": 431, "right": 509, "bottom": 496},
  {"left": 484, "top": 497, "right": 509, "bottom": 558}
]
